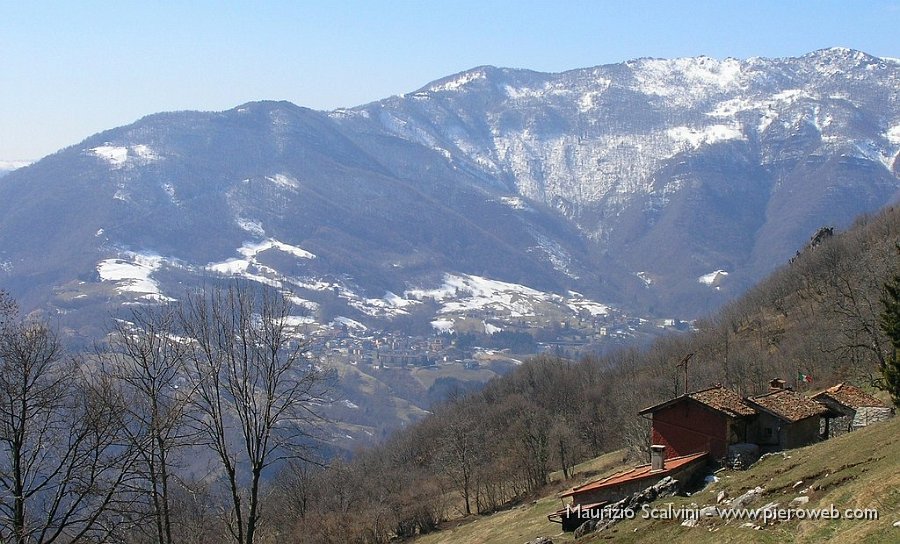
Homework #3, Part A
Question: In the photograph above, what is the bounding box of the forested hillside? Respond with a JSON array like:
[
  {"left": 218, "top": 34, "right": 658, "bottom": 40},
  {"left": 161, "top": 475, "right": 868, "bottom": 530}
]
[
  {"left": 267, "top": 206, "right": 900, "bottom": 544},
  {"left": 1, "top": 205, "right": 896, "bottom": 544}
]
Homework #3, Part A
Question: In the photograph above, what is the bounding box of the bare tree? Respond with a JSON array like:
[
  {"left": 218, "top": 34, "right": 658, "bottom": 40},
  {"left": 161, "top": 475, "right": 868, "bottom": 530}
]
[
  {"left": 0, "top": 291, "right": 15, "bottom": 329},
  {"left": 105, "top": 305, "right": 193, "bottom": 544},
  {"left": 178, "top": 282, "right": 329, "bottom": 544},
  {"left": 433, "top": 404, "right": 480, "bottom": 516},
  {"left": 0, "top": 309, "right": 136, "bottom": 544},
  {"left": 550, "top": 420, "right": 581, "bottom": 480},
  {"left": 515, "top": 402, "right": 551, "bottom": 491}
]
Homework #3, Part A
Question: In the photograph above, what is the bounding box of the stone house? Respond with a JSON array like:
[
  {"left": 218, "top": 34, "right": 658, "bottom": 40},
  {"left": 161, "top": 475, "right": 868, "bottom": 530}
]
[
  {"left": 744, "top": 385, "right": 827, "bottom": 451},
  {"left": 811, "top": 383, "right": 894, "bottom": 438}
]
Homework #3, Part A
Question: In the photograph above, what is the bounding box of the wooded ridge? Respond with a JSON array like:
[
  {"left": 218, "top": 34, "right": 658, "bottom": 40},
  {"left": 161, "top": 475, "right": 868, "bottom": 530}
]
[
  {"left": 269, "top": 206, "right": 899, "bottom": 543},
  {"left": 0, "top": 207, "right": 896, "bottom": 543}
]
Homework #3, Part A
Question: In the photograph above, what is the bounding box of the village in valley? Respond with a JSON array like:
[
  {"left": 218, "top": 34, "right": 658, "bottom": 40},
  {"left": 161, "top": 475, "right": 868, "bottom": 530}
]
[{"left": 305, "top": 303, "right": 690, "bottom": 372}]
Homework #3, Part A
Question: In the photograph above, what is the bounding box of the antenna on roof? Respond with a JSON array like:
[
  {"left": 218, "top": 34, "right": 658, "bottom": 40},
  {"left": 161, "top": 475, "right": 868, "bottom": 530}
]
[
  {"left": 676, "top": 353, "right": 694, "bottom": 395},
  {"left": 723, "top": 328, "right": 730, "bottom": 388}
]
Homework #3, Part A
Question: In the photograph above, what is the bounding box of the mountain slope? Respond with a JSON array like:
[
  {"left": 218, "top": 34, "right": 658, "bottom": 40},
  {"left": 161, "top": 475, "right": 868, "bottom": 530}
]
[
  {"left": 0, "top": 102, "right": 606, "bottom": 339},
  {"left": 335, "top": 48, "right": 900, "bottom": 313},
  {"left": 1, "top": 48, "right": 899, "bottom": 337}
]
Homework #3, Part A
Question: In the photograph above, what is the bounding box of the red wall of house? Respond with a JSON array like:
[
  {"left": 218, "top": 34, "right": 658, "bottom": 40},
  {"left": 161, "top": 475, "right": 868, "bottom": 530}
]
[{"left": 651, "top": 401, "right": 728, "bottom": 459}]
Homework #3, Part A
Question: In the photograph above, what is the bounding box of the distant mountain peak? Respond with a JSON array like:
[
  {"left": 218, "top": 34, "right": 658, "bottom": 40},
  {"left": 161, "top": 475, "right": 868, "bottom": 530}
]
[
  {"left": 232, "top": 100, "right": 308, "bottom": 114},
  {"left": 0, "top": 47, "right": 898, "bottom": 336},
  {"left": 411, "top": 65, "right": 508, "bottom": 95},
  {"left": 807, "top": 46, "right": 873, "bottom": 58}
]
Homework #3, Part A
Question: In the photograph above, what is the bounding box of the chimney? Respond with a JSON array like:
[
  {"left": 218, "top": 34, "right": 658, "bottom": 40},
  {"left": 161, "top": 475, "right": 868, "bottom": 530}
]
[
  {"left": 769, "top": 378, "right": 786, "bottom": 392},
  {"left": 650, "top": 445, "right": 666, "bottom": 471}
]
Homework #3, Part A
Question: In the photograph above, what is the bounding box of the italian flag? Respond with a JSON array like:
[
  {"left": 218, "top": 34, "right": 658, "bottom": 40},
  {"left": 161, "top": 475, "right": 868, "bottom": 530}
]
[{"left": 798, "top": 371, "right": 812, "bottom": 383}]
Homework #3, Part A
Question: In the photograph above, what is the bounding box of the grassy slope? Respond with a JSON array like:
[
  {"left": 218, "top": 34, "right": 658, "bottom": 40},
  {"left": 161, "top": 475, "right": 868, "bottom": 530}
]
[
  {"left": 589, "top": 415, "right": 899, "bottom": 544},
  {"left": 412, "top": 450, "right": 632, "bottom": 544},
  {"left": 413, "top": 418, "right": 899, "bottom": 544}
]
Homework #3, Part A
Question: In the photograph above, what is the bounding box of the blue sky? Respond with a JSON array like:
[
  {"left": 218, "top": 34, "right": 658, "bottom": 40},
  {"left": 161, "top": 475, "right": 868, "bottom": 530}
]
[{"left": 2, "top": 0, "right": 898, "bottom": 161}]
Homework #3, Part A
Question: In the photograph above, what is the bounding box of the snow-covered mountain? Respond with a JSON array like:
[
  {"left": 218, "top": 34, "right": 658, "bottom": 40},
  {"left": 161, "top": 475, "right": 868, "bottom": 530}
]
[
  {"left": 1, "top": 48, "right": 899, "bottom": 337},
  {"left": 333, "top": 48, "right": 900, "bottom": 313}
]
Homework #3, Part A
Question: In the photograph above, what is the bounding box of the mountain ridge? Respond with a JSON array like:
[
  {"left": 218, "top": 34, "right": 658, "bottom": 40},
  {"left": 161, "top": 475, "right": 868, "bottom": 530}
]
[{"left": 1, "top": 48, "right": 898, "bottom": 337}]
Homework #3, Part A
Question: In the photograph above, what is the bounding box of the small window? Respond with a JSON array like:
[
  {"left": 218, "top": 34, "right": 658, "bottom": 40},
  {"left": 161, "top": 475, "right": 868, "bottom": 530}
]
[{"left": 765, "top": 427, "right": 773, "bottom": 437}]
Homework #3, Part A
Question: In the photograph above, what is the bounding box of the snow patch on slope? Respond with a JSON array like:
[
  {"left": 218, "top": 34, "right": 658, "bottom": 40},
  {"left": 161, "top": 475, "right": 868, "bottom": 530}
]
[
  {"left": 500, "top": 196, "right": 531, "bottom": 210},
  {"left": 566, "top": 292, "right": 610, "bottom": 316},
  {"left": 378, "top": 111, "right": 452, "bottom": 160},
  {"left": 89, "top": 144, "right": 160, "bottom": 168},
  {"left": 131, "top": 145, "right": 159, "bottom": 161},
  {"left": 91, "top": 146, "right": 128, "bottom": 166},
  {"left": 886, "top": 124, "right": 900, "bottom": 145},
  {"left": 839, "top": 140, "right": 898, "bottom": 170},
  {"left": 97, "top": 253, "right": 174, "bottom": 301},
  {"left": 206, "top": 239, "right": 316, "bottom": 287},
  {"left": 216, "top": 269, "right": 420, "bottom": 320},
  {"left": 631, "top": 57, "right": 742, "bottom": 104},
  {"left": 333, "top": 316, "right": 367, "bottom": 331},
  {"left": 528, "top": 231, "right": 578, "bottom": 279},
  {"left": 428, "top": 70, "right": 486, "bottom": 92},
  {"left": 266, "top": 174, "right": 299, "bottom": 190},
  {"left": 577, "top": 83, "right": 611, "bottom": 112},
  {"left": 407, "top": 273, "right": 610, "bottom": 320},
  {"left": 668, "top": 125, "right": 744, "bottom": 150},
  {"left": 431, "top": 318, "right": 454, "bottom": 333},
  {"left": 208, "top": 240, "right": 313, "bottom": 272},
  {"left": 706, "top": 89, "right": 816, "bottom": 134},
  {"left": 698, "top": 269, "right": 729, "bottom": 289},
  {"left": 161, "top": 183, "right": 177, "bottom": 202},
  {"left": 343, "top": 290, "right": 420, "bottom": 318},
  {"left": 407, "top": 274, "right": 549, "bottom": 317},
  {"left": 236, "top": 217, "right": 266, "bottom": 237},
  {"left": 636, "top": 272, "right": 654, "bottom": 288},
  {"left": 239, "top": 239, "right": 315, "bottom": 260},
  {"left": 283, "top": 315, "right": 316, "bottom": 327},
  {"left": 492, "top": 131, "right": 667, "bottom": 207},
  {"left": 483, "top": 321, "right": 502, "bottom": 334},
  {"left": 504, "top": 84, "right": 544, "bottom": 100}
]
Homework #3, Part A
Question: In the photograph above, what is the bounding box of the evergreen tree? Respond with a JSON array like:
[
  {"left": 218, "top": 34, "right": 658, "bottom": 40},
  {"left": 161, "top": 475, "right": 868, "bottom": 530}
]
[{"left": 879, "top": 273, "right": 900, "bottom": 407}]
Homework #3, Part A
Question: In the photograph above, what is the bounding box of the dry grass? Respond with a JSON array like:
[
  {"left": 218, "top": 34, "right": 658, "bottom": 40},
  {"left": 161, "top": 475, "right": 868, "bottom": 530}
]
[
  {"left": 550, "top": 448, "right": 631, "bottom": 484},
  {"left": 411, "top": 418, "right": 899, "bottom": 544},
  {"left": 585, "top": 416, "right": 900, "bottom": 543},
  {"left": 412, "top": 494, "right": 574, "bottom": 544},
  {"left": 412, "top": 449, "right": 631, "bottom": 544}
]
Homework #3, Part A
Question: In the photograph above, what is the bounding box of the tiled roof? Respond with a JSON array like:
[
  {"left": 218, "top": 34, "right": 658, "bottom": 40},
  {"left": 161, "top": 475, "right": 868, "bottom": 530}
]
[
  {"left": 747, "top": 389, "right": 828, "bottom": 422},
  {"left": 688, "top": 386, "right": 757, "bottom": 417},
  {"left": 638, "top": 385, "right": 756, "bottom": 418},
  {"left": 812, "top": 383, "right": 890, "bottom": 409},
  {"left": 560, "top": 451, "right": 708, "bottom": 498}
]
